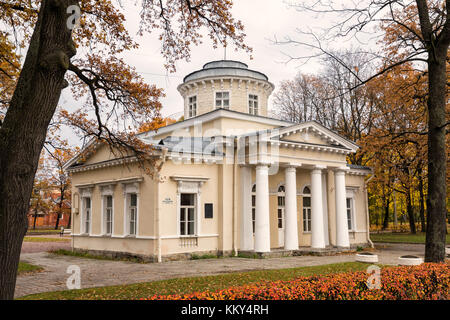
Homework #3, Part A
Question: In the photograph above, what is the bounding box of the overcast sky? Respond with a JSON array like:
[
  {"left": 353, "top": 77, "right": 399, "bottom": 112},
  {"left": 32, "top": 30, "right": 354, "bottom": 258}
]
[{"left": 58, "top": 0, "right": 354, "bottom": 145}]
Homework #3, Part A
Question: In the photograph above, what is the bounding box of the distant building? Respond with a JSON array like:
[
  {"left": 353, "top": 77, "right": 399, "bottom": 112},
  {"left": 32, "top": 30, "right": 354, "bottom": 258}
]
[
  {"left": 64, "top": 60, "right": 372, "bottom": 261},
  {"left": 28, "top": 189, "right": 71, "bottom": 229}
]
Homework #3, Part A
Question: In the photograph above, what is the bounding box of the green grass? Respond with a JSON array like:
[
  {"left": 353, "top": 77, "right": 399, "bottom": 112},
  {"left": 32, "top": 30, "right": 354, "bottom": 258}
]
[
  {"left": 24, "top": 237, "right": 70, "bottom": 243},
  {"left": 19, "top": 262, "right": 380, "bottom": 300},
  {"left": 370, "top": 232, "right": 450, "bottom": 244},
  {"left": 18, "top": 262, "right": 43, "bottom": 275},
  {"left": 190, "top": 253, "right": 221, "bottom": 260},
  {"left": 50, "top": 249, "right": 145, "bottom": 263},
  {"left": 27, "top": 229, "right": 61, "bottom": 235}
]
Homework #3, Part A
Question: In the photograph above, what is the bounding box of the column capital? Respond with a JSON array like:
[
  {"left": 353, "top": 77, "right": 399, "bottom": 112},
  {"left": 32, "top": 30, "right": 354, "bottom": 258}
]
[
  {"left": 311, "top": 165, "right": 326, "bottom": 173},
  {"left": 255, "top": 164, "right": 270, "bottom": 171},
  {"left": 334, "top": 166, "right": 350, "bottom": 174},
  {"left": 285, "top": 166, "right": 297, "bottom": 173}
]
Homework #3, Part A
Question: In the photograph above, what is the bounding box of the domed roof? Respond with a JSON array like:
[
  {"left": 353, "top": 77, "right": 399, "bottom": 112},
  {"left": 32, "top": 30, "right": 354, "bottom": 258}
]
[{"left": 183, "top": 60, "right": 269, "bottom": 83}]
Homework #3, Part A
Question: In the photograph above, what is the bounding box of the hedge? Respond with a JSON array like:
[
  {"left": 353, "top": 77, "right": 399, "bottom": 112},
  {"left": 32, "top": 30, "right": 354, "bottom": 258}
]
[{"left": 147, "top": 263, "right": 449, "bottom": 300}]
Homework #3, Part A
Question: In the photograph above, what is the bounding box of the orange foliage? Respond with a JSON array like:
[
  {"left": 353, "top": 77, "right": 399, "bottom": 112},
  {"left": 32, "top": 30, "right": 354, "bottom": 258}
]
[{"left": 138, "top": 117, "right": 177, "bottom": 133}]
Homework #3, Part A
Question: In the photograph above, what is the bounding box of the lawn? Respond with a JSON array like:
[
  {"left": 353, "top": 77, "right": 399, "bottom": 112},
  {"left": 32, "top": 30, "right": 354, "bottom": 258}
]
[
  {"left": 370, "top": 232, "right": 450, "bottom": 244},
  {"left": 26, "top": 229, "right": 61, "bottom": 235},
  {"left": 18, "top": 262, "right": 43, "bottom": 275},
  {"left": 24, "top": 237, "right": 70, "bottom": 243},
  {"left": 19, "top": 262, "right": 377, "bottom": 300}
]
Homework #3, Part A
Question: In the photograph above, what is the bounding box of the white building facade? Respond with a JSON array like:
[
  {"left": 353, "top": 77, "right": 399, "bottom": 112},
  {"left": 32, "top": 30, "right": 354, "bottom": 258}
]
[{"left": 66, "top": 61, "right": 372, "bottom": 261}]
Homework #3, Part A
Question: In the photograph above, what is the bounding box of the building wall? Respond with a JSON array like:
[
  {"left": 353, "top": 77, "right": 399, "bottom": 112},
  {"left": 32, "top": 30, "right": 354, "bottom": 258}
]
[{"left": 71, "top": 164, "right": 157, "bottom": 256}]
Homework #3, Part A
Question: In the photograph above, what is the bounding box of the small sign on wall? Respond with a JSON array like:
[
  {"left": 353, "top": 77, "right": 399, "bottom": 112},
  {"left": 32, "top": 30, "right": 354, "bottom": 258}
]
[
  {"left": 205, "top": 203, "right": 213, "bottom": 219},
  {"left": 162, "top": 197, "right": 173, "bottom": 205}
]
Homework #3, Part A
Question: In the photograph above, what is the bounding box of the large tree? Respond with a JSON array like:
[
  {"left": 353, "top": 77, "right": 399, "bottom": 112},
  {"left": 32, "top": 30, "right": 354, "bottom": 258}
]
[
  {"left": 0, "top": 0, "right": 250, "bottom": 299},
  {"left": 278, "top": 0, "right": 449, "bottom": 262}
]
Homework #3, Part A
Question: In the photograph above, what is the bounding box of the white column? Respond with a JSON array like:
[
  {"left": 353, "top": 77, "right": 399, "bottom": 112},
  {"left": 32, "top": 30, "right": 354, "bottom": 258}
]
[
  {"left": 255, "top": 164, "right": 270, "bottom": 252},
  {"left": 322, "top": 172, "right": 330, "bottom": 246},
  {"left": 311, "top": 167, "right": 325, "bottom": 249},
  {"left": 335, "top": 168, "right": 350, "bottom": 248},
  {"left": 284, "top": 167, "right": 299, "bottom": 250},
  {"left": 240, "top": 166, "right": 254, "bottom": 251}
]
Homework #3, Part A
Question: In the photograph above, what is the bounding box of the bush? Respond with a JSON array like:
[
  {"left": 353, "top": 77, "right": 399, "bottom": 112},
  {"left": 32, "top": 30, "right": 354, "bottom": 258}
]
[{"left": 146, "top": 263, "right": 449, "bottom": 300}]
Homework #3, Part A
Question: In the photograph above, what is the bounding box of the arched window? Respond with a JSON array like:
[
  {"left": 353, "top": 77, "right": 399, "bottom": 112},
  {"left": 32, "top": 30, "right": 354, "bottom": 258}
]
[
  {"left": 251, "top": 184, "right": 256, "bottom": 233},
  {"left": 302, "top": 186, "right": 311, "bottom": 232},
  {"left": 277, "top": 185, "right": 285, "bottom": 229}
]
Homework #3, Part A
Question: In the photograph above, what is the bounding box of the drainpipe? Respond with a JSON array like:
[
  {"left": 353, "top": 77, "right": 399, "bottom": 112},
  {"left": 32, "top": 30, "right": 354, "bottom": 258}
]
[
  {"left": 156, "top": 147, "right": 168, "bottom": 263},
  {"left": 232, "top": 137, "right": 238, "bottom": 257},
  {"left": 365, "top": 174, "right": 375, "bottom": 248}
]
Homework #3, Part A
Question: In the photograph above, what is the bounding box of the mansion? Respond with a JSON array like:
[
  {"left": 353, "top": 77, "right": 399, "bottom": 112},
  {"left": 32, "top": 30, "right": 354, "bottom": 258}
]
[{"left": 65, "top": 60, "right": 372, "bottom": 261}]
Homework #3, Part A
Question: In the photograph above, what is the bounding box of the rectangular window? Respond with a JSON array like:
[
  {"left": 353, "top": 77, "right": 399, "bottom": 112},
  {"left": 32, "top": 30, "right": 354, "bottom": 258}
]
[
  {"left": 84, "top": 197, "right": 91, "bottom": 234},
  {"left": 249, "top": 94, "right": 259, "bottom": 115},
  {"left": 346, "top": 198, "right": 354, "bottom": 231},
  {"left": 303, "top": 196, "right": 311, "bottom": 232},
  {"left": 188, "top": 96, "right": 197, "bottom": 118},
  {"left": 180, "top": 193, "right": 196, "bottom": 236},
  {"left": 129, "top": 193, "right": 137, "bottom": 236},
  {"left": 215, "top": 92, "right": 230, "bottom": 109},
  {"left": 251, "top": 194, "right": 256, "bottom": 234},
  {"left": 277, "top": 195, "right": 285, "bottom": 229},
  {"left": 105, "top": 195, "right": 113, "bottom": 235}
]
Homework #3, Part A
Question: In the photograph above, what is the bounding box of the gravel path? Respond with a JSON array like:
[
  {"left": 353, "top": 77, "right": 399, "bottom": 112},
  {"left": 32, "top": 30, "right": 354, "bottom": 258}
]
[{"left": 15, "top": 243, "right": 426, "bottom": 299}]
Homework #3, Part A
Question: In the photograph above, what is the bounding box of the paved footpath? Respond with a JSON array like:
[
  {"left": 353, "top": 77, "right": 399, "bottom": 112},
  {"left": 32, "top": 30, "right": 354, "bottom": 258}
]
[{"left": 15, "top": 243, "right": 425, "bottom": 299}]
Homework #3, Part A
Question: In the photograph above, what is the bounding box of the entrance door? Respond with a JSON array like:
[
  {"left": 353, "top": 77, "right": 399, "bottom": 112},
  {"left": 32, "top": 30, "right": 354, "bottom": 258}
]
[{"left": 277, "top": 185, "right": 285, "bottom": 247}]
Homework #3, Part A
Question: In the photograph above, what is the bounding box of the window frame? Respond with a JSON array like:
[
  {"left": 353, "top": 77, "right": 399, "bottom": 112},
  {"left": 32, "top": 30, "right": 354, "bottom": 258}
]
[
  {"left": 214, "top": 91, "right": 230, "bottom": 109},
  {"left": 128, "top": 193, "right": 138, "bottom": 236},
  {"left": 188, "top": 95, "right": 197, "bottom": 118},
  {"left": 104, "top": 195, "right": 113, "bottom": 236},
  {"left": 179, "top": 193, "right": 197, "bottom": 236},
  {"left": 248, "top": 94, "right": 259, "bottom": 115},
  {"left": 277, "top": 185, "right": 285, "bottom": 229},
  {"left": 83, "top": 197, "right": 91, "bottom": 235},
  {"left": 251, "top": 184, "right": 256, "bottom": 234},
  {"left": 346, "top": 197, "right": 355, "bottom": 232},
  {"left": 301, "top": 185, "right": 312, "bottom": 233}
]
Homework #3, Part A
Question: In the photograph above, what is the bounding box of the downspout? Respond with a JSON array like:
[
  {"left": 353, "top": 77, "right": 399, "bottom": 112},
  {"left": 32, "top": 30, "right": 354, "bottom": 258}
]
[
  {"left": 365, "top": 174, "right": 375, "bottom": 248},
  {"left": 232, "top": 137, "right": 238, "bottom": 257},
  {"left": 156, "top": 148, "right": 168, "bottom": 263}
]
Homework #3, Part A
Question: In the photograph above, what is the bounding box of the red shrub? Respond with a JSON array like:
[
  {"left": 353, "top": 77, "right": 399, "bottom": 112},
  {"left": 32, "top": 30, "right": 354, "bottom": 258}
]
[{"left": 146, "top": 263, "right": 449, "bottom": 300}]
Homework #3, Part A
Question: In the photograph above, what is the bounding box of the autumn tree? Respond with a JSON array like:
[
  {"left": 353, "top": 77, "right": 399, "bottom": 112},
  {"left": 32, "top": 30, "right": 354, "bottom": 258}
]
[
  {"left": 273, "top": 49, "right": 378, "bottom": 166},
  {"left": 29, "top": 157, "right": 52, "bottom": 230},
  {"left": 361, "top": 64, "right": 429, "bottom": 234},
  {"left": 279, "top": 0, "right": 449, "bottom": 262},
  {"left": 44, "top": 144, "right": 75, "bottom": 230},
  {"left": 0, "top": 0, "right": 250, "bottom": 299}
]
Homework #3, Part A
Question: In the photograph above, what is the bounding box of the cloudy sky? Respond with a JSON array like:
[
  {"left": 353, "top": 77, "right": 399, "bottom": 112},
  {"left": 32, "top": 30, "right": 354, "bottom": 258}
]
[{"left": 59, "top": 0, "right": 356, "bottom": 145}]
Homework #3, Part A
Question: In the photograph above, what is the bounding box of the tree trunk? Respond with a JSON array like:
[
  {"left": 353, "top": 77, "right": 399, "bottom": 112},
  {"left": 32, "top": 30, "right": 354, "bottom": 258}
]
[
  {"left": 54, "top": 212, "right": 61, "bottom": 230},
  {"left": 393, "top": 190, "right": 398, "bottom": 227},
  {"left": 67, "top": 211, "right": 71, "bottom": 229},
  {"left": 424, "top": 44, "right": 448, "bottom": 263},
  {"left": 418, "top": 171, "right": 426, "bottom": 233},
  {"left": 0, "top": 0, "right": 77, "bottom": 299},
  {"left": 382, "top": 196, "right": 390, "bottom": 230},
  {"left": 406, "top": 188, "right": 416, "bottom": 234},
  {"left": 33, "top": 210, "right": 38, "bottom": 230}
]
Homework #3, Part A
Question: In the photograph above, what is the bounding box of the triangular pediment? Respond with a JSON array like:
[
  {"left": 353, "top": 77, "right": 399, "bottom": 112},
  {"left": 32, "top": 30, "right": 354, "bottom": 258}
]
[{"left": 270, "top": 121, "right": 359, "bottom": 152}]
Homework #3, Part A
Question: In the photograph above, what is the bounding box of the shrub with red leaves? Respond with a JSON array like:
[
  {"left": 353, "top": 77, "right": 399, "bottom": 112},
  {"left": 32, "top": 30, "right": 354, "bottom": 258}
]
[{"left": 146, "top": 263, "right": 449, "bottom": 300}]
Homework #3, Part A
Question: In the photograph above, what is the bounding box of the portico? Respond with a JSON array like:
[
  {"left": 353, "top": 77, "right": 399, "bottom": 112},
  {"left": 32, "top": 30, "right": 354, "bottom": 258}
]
[{"left": 240, "top": 163, "right": 352, "bottom": 253}]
